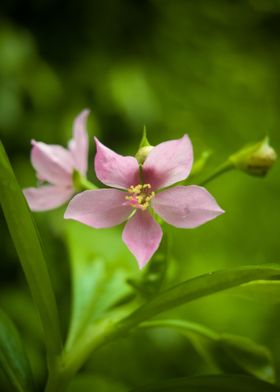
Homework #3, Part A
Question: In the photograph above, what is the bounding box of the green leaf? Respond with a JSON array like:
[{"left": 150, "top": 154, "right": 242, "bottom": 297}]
[
  {"left": 63, "top": 264, "right": 280, "bottom": 376},
  {"left": 139, "top": 319, "right": 275, "bottom": 383},
  {"left": 117, "top": 264, "right": 280, "bottom": 332},
  {"left": 230, "top": 280, "right": 280, "bottom": 304},
  {"left": 129, "top": 375, "right": 280, "bottom": 392},
  {"left": 219, "top": 333, "right": 275, "bottom": 382},
  {"left": 0, "top": 309, "right": 34, "bottom": 392},
  {"left": 0, "top": 142, "right": 62, "bottom": 359},
  {"left": 65, "top": 221, "right": 134, "bottom": 350}
]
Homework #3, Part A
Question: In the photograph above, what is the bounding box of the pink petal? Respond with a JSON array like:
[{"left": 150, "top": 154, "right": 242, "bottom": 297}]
[
  {"left": 94, "top": 137, "right": 140, "bottom": 189},
  {"left": 64, "top": 188, "right": 132, "bottom": 228},
  {"left": 152, "top": 185, "right": 224, "bottom": 228},
  {"left": 31, "top": 141, "right": 73, "bottom": 185},
  {"left": 142, "top": 135, "right": 193, "bottom": 190},
  {"left": 69, "top": 109, "right": 89, "bottom": 175},
  {"left": 23, "top": 185, "right": 73, "bottom": 211},
  {"left": 122, "top": 210, "right": 163, "bottom": 269}
]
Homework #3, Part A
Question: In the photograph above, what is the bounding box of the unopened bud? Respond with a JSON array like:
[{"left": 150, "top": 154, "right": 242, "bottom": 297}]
[
  {"left": 229, "top": 137, "right": 277, "bottom": 177},
  {"left": 136, "top": 126, "right": 153, "bottom": 163},
  {"left": 135, "top": 145, "right": 154, "bottom": 164}
]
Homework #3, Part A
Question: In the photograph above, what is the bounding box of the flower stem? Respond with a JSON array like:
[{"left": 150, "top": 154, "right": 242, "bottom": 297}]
[
  {"left": 199, "top": 160, "right": 234, "bottom": 186},
  {"left": 78, "top": 176, "right": 97, "bottom": 191}
]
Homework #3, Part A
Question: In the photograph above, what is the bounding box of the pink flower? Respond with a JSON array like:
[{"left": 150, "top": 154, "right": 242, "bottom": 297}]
[
  {"left": 23, "top": 110, "right": 90, "bottom": 211},
  {"left": 64, "top": 135, "right": 224, "bottom": 268}
]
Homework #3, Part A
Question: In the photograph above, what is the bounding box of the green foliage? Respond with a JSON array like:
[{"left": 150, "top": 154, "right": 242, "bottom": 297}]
[
  {"left": 231, "top": 280, "right": 280, "bottom": 304},
  {"left": 0, "top": 143, "right": 62, "bottom": 360},
  {"left": 118, "top": 265, "right": 280, "bottom": 331},
  {"left": 64, "top": 220, "right": 135, "bottom": 351},
  {"left": 0, "top": 309, "right": 34, "bottom": 392},
  {"left": 139, "top": 319, "right": 275, "bottom": 382},
  {"left": 61, "top": 264, "right": 280, "bottom": 380}
]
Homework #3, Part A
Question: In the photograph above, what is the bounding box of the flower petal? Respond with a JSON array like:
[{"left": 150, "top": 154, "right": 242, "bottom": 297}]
[
  {"left": 23, "top": 185, "right": 73, "bottom": 211},
  {"left": 64, "top": 188, "right": 132, "bottom": 228},
  {"left": 94, "top": 137, "right": 140, "bottom": 189},
  {"left": 69, "top": 109, "right": 89, "bottom": 175},
  {"left": 31, "top": 141, "right": 73, "bottom": 185},
  {"left": 122, "top": 210, "right": 163, "bottom": 269},
  {"left": 152, "top": 185, "right": 224, "bottom": 228},
  {"left": 142, "top": 135, "right": 193, "bottom": 190}
]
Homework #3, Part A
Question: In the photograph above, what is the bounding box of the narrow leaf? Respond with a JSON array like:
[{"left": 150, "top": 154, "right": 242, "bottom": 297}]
[
  {"left": 0, "top": 309, "right": 34, "bottom": 392},
  {"left": 139, "top": 319, "right": 275, "bottom": 382},
  {"left": 65, "top": 221, "right": 132, "bottom": 350},
  {"left": 64, "top": 264, "right": 280, "bottom": 375},
  {"left": 220, "top": 333, "right": 275, "bottom": 382},
  {"left": 117, "top": 265, "right": 280, "bottom": 332},
  {"left": 0, "top": 142, "right": 62, "bottom": 358},
  {"left": 230, "top": 280, "right": 280, "bottom": 304}
]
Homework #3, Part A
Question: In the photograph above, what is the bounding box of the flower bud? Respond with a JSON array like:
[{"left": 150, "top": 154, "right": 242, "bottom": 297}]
[
  {"left": 135, "top": 145, "right": 154, "bottom": 164},
  {"left": 136, "top": 126, "right": 154, "bottom": 163},
  {"left": 229, "top": 137, "right": 277, "bottom": 177}
]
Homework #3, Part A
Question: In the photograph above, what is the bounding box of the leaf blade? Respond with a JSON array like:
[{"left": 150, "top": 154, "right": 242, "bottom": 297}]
[
  {"left": 0, "top": 309, "right": 34, "bottom": 392},
  {"left": 64, "top": 264, "right": 280, "bottom": 376},
  {"left": 138, "top": 319, "right": 275, "bottom": 382},
  {"left": 0, "top": 142, "right": 62, "bottom": 358},
  {"left": 118, "top": 264, "right": 280, "bottom": 331}
]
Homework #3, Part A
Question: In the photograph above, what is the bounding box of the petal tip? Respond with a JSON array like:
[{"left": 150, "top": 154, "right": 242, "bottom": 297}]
[
  {"left": 76, "top": 108, "right": 90, "bottom": 119},
  {"left": 94, "top": 136, "right": 101, "bottom": 146},
  {"left": 122, "top": 211, "right": 163, "bottom": 270},
  {"left": 31, "top": 139, "right": 39, "bottom": 148}
]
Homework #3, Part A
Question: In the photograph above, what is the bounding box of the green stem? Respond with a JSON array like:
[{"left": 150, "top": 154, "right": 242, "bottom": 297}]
[
  {"left": 78, "top": 177, "right": 97, "bottom": 191},
  {"left": 72, "top": 170, "right": 97, "bottom": 192},
  {"left": 138, "top": 319, "right": 218, "bottom": 340},
  {"left": 199, "top": 161, "right": 234, "bottom": 186}
]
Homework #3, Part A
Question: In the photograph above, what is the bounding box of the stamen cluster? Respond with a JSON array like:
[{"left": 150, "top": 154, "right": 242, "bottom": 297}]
[{"left": 125, "top": 184, "right": 155, "bottom": 210}]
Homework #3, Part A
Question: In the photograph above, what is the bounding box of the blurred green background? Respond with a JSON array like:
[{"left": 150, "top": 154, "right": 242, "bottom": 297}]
[{"left": 0, "top": 0, "right": 280, "bottom": 391}]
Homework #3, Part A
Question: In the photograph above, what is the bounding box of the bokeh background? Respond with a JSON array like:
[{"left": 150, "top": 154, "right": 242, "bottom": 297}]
[{"left": 0, "top": 0, "right": 280, "bottom": 391}]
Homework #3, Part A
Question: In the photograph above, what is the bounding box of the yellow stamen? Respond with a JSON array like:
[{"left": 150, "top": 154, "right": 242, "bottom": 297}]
[{"left": 125, "top": 183, "right": 155, "bottom": 210}]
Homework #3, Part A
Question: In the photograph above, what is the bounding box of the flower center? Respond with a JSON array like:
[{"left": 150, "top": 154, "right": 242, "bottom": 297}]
[{"left": 125, "top": 184, "right": 155, "bottom": 211}]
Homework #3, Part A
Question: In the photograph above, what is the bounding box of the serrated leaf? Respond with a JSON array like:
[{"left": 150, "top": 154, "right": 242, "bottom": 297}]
[
  {"left": 0, "top": 309, "right": 34, "bottom": 392},
  {"left": 129, "top": 375, "right": 280, "bottom": 392}
]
